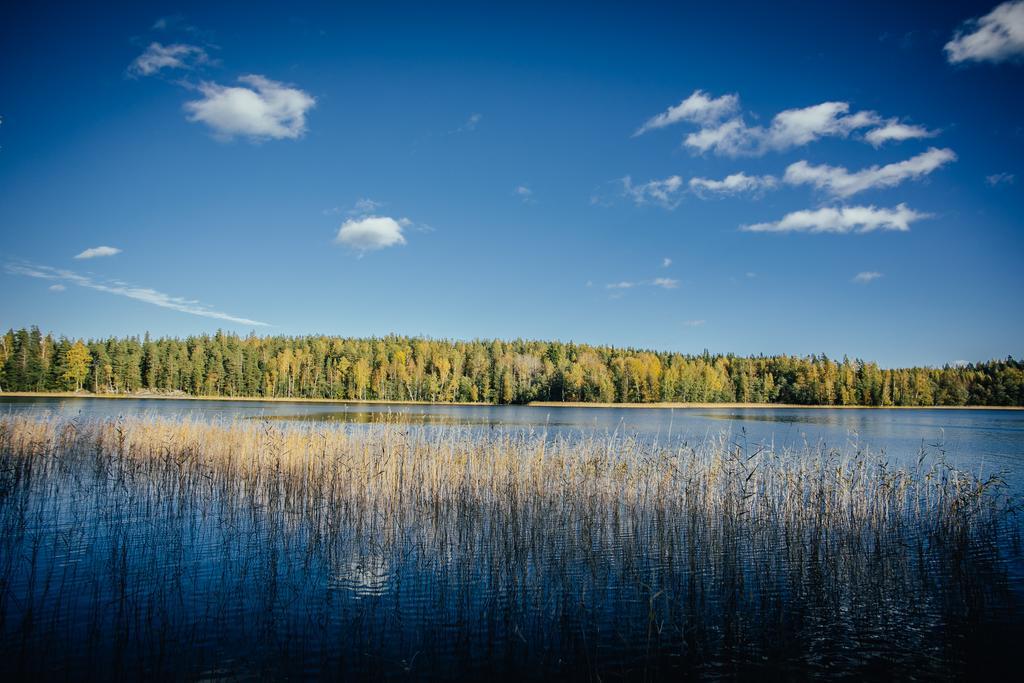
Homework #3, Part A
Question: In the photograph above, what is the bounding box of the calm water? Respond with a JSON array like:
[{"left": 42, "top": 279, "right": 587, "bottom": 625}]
[
  {"left": 1, "top": 397, "right": 1022, "bottom": 680},
  {"left": 3, "top": 396, "right": 1023, "bottom": 485}
]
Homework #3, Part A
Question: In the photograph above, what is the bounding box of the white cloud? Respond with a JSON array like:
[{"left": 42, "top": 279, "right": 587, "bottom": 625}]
[
  {"left": 987, "top": 172, "right": 1016, "bottom": 185},
  {"left": 852, "top": 271, "right": 883, "bottom": 284},
  {"left": 864, "top": 122, "right": 938, "bottom": 146},
  {"left": 684, "top": 118, "right": 749, "bottom": 155},
  {"left": 48, "top": 284, "right": 66, "bottom": 292},
  {"left": 605, "top": 281, "right": 636, "bottom": 290},
  {"left": 767, "top": 103, "right": 880, "bottom": 149},
  {"left": 335, "top": 216, "right": 407, "bottom": 251},
  {"left": 184, "top": 75, "right": 315, "bottom": 141},
  {"left": 652, "top": 277, "right": 679, "bottom": 289},
  {"left": 662, "top": 258, "right": 672, "bottom": 268},
  {"left": 783, "top": 147, "right": 957, "bottom": 198},
  {"left": 683, "top": 319, "right": 706, "bottom": 327},
  {"left": 689, "top": 172, "right": 778, "bottom": 197},
  {"left": 685, "top": 101, "right": 883, "bottom": 156},
  {"left": 634, "top": 90, "right": 739, "bottom": 136},
  {"left": 743, "top": 203, "right": 929, "bottom": 234},
  {"left": 74, "top": 246, "right": 122, "bottom": 259},
  {"left": 659, "top": 92, "right": 938, "bottom": 157},
  {"left": 128, "top": 42, "right": 208, "bottom": 77},
  {"left": 945, "top": 1, "right": 1024, "bottom": 64},
  {"left": 622, "top": 175, "right": 684, "bottom": 209},
  {"left": 6, "top": 262, "right": 268, "bottom": 326}
]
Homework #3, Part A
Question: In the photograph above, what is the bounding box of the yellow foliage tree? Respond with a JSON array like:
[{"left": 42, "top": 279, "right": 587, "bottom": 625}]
[{"left": 61, "top": 341, "right": 92, "bottom": 391}]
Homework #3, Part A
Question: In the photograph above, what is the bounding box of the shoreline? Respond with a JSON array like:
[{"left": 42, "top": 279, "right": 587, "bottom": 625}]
[
  {"left": 528, "top": 401, "right": 1024, "bottom": 411},
  {"left": 0, "top": 391, "right": 492, "bottom": 407},
  {"left": 0, "top": 391, "right": 1020, "bottom": 411}
]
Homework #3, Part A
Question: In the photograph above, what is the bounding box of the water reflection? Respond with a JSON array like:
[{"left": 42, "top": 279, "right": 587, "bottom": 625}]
[
  {"left": 0, "top": 416, "right": 1019, "bottom": 679},
  {"left": 254, "top": 410, "right": 508, "bottom": 427},
  {"left": 329, "top": 552, "right": 391, "bottom": 598}
]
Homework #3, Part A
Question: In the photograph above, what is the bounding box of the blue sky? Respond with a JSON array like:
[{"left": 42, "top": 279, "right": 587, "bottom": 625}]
[{"left": 1, "top": 1, "right": 1022, "bottom": 367}]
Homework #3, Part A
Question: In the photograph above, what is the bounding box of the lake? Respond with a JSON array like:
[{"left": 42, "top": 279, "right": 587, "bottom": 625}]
[
  {"left": 1, "top": 396, "right": 1022, "bottom": 679},
  {"left": 3, "top": 395, "right": 1023, "bottom": 484}
]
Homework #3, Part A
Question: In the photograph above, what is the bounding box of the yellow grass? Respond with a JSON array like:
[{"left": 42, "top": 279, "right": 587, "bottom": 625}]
[{"left": 0, "top": 414, "right": 1009, "bottom": 538}]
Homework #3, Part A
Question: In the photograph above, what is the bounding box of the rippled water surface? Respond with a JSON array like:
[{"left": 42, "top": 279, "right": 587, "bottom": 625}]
[
  {"left": 0, "top": 397, "right": 1021, "bottom": 679},
  {"left": 3, "top": 397, "right": 1022, "bottom": 469}
]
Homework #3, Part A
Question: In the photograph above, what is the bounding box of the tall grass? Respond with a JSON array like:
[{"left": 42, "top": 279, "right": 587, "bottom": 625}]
[{"left": 0, "top": 415, "right": 1018, "bottom": 679}]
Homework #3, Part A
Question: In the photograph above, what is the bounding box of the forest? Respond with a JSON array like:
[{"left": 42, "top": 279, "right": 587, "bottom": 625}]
[{"left": 1, "top": 326, "right": 1021, "bottom": 406}]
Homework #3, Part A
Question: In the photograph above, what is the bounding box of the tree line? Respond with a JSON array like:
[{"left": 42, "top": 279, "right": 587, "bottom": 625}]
[{"left": 1, "top": 326, "right": 1021, "bottom": 406}]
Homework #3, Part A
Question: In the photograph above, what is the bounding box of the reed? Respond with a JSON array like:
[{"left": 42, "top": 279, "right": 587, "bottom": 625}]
[{"left": 0, "top": 415, "right": 1017, "bottom": 679}]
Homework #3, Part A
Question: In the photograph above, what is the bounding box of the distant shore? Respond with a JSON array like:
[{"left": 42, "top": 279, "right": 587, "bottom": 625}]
[
  {"left": 0, "top": 391, "right": 1020, "bottom": 410},
  {"left": 0, "top": 391, "right": 491, "bottom": 406},
  {"left": 527, "top": 401, "right": 1024, "bottom": 411}
]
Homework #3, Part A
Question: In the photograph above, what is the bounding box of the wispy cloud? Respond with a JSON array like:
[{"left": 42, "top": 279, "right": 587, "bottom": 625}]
[
  {"left": 450, "top": 113, "right": 482, "bottom": 134},
  {"left": 643, "top": 90, "right": 936, "bottom": 157},
  {"left": 683, "top": 319, "right": 706, "bottom": 327},
  {"left": 743, "top": 204, "right": 929, "bottom": 234},
  {"left": 151, "top": 14, "right": 202, "bottom": 35},
  {"left": 6, "top": 262, "right": 268, "bottom": 326},
  {"left": 351, "top": 197, "right": 385, "bottom": 213},
  {"left": 48, "top": 284, "right": 65, "bottom": 292},
  {"left": 689, "top": 172, "right": 778, "bottom": 197},
  {"left": 514, "top": 185, "right": 535, "bottom": 203},
  {"left": 604, "top": 278, "right": 679, "bottom": 291},
  {"left": 684, "top": 99, "right": 883, "bottom": 156},
  {"left": 184, "top": 75, "right": 315, "bottom": 141},
  {"left": 987, "top": 172, "right": 1016, "bottom": 186},
  {"left": 852, "top": 271, "right": 884, "bottom": 284},
  {"left": 864, "top": 121, "right": 939, "bottom": 146},
  {"left": 622, "top": 175, "right": 684, "bottom": 209},
  {"left": 74, "top": 246, "right": 122, "bottom": 259},
  {"left": 945, "top": 1, "right": 1024, "bottom": 64},
  {"left": 662, "top": 258, "right": 672, "bottom": 268},
  {"left": 783, "top": 147, "right": 956, "bottom": 198},
  {"left": 128, "top": 42, "right": 208, "bottom": 77},
  {"left": 322, "top": 198, "right": 386, "bottom": 216},
  {"left": 612, "top": 170, "right": 776, "bottom": 206},
  {"left": 633, "top": 90, "right": 739, "bottom": 136}
]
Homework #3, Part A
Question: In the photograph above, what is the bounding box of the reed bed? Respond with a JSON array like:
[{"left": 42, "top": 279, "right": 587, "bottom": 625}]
[{"left": 0, "top": 415, "right": 1018, "bottom": 680}]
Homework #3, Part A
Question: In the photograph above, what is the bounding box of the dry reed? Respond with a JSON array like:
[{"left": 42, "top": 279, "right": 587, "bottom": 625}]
[{"left": 0, "top": 415, "right": 1017, "bottom": 679}]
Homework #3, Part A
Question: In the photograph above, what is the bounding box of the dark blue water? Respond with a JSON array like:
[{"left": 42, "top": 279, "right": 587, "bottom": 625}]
[{"left": 1, "top": 397, "right": 1022, "bottom": 680}]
